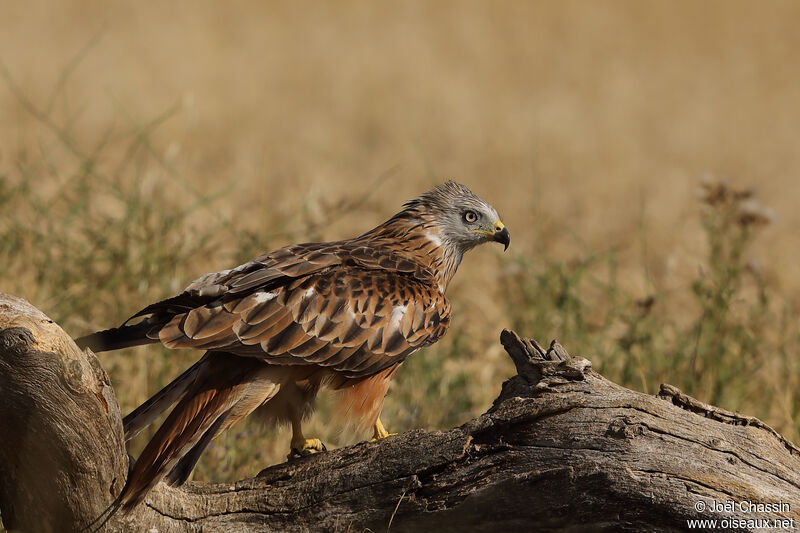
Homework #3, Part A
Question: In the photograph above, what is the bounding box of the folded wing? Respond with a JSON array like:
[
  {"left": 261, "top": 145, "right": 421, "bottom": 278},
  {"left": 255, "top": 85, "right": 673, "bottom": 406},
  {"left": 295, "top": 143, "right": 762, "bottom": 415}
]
[{"left": 157, "top": 265, "right": 450, "bottom": 378}]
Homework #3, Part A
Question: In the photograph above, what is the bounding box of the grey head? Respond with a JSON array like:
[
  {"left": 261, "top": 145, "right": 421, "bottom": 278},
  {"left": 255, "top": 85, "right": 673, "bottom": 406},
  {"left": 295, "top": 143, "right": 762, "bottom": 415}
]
[{"left": 405, "top": 180, "right": 510, "bottom": 254}]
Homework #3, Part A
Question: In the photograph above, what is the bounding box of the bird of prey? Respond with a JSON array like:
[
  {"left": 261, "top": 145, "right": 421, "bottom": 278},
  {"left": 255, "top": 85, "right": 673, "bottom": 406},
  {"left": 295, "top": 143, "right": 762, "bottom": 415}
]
[{"left": 77, "top": 180, "right": 510, "bottom": 511}]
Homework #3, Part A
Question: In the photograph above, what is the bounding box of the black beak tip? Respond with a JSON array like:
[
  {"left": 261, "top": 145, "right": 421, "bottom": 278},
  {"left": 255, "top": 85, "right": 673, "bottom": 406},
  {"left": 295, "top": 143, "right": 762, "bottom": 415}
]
[{"left": 494, "top": 227, "right": 510, "bottom": 251}]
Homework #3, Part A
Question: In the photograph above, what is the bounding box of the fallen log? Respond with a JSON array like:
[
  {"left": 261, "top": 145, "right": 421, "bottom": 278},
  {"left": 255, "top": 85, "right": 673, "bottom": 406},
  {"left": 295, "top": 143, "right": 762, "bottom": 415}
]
[{"left": 0, "top": 292, "right": 797, "bottom": 532}]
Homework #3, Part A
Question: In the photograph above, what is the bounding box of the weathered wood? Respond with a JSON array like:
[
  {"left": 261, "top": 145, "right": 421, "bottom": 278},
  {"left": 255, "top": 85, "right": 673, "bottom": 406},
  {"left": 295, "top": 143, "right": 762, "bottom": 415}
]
[
  {"left": 1, "top": 293, "right": 798, "bottom": 532},
  {"left": 0, "top": 294, "right": 127, "bottom": 533}
]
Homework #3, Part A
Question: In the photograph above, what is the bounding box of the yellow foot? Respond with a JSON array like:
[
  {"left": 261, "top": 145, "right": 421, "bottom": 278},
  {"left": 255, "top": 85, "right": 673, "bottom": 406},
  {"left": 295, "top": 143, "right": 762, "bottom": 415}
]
[
  {"left": 370, "top": 418, "right": 397, "bottom": 441},
  {"left": 288, "top": 438, "right": 327, "bottom": 460}
]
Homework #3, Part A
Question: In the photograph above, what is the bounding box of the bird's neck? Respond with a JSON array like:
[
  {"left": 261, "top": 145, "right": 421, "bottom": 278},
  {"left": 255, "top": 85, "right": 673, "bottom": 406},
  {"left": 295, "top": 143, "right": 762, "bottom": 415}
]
[{"left": 359, "top": 214, "right": 463, "bottom": 293}]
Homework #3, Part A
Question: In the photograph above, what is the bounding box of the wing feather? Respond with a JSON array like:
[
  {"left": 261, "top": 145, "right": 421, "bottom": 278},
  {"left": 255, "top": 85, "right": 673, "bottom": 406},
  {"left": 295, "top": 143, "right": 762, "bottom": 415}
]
[
  {"left": 243, "top": 312, "right": 295, "bottom": 343},
  {"left": 289, "top": 336, "right": 328, "bottom": 357},
  {"left": 297, "top": 344, "right": 343, "bottom": 364},
  {"left": 160, "top": 316, "right": 189, "bottom": 347},
  {"left": 143, "top": 244, "right": 449, "bottom": 378},
  {"left": 339, "top": 321, "right": 374, "bottom": 347},
  {"left": 266, "top": 322, "right": 310, "bottom": 353},
  {"left": 183, "top": 305, "right": 236, "bottom": 340},
  {"left": 312, "top": 344, "right": 362, "bottom": 366}
]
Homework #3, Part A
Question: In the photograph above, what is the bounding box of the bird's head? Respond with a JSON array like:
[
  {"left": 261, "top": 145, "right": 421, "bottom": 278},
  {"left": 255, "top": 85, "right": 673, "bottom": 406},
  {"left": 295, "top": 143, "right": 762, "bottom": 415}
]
[{"left": 404, "top": 180, "right": 510, "bottom": 253}]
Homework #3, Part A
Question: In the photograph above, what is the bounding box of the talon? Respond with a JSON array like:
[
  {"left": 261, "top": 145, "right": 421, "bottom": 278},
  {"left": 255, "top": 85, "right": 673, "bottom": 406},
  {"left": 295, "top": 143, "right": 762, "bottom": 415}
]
[
  {"left": 288, "top": 438, "right": 327, "bottom": 460},
  {"left": 370, "top": 433, "right": 397, "bottom": 442},
  {"left": 371, "top": 418, "right": 396, "bottom": 441}
]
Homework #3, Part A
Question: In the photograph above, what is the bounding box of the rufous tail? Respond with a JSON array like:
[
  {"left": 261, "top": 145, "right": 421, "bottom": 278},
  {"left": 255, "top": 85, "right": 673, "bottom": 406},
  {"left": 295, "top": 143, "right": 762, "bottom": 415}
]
[{"left": 118, "top": 352, "right": 280, "bottom": 512}]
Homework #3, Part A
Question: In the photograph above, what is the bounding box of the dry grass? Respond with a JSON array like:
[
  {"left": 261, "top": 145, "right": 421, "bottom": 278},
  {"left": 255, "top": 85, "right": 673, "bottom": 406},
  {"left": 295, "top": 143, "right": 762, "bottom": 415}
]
[{"left": 1, "top": 0, "right": 799, "bottom": 492}]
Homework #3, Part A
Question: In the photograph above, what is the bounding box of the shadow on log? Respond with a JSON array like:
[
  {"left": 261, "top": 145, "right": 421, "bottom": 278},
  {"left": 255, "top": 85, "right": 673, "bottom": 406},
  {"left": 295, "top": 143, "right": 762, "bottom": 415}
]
[{"left": 1, "top": 292, "right": 798, "bottom": 532}]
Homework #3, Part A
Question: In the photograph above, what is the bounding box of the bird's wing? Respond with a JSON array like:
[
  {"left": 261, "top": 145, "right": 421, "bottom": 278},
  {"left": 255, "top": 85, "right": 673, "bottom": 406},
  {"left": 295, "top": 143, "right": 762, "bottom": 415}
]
[
  {"left": 120, "top": 243, "right": 347, "bottom": 324},
  {"left": 110, "top": 241, "right": 448, "bottom": 378},
  {"left": 155, "top": 264, "right": 450, "bottom": 378},
  {"left": 124, "top": 240, "right": 435, "bottom": 322}
]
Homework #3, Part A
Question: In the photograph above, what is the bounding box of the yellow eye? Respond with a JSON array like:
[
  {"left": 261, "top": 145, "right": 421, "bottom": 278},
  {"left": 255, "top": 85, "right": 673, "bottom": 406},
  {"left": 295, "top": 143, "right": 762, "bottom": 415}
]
[{"left": 464, "top": 210, "right": 478, "bottom": 223}]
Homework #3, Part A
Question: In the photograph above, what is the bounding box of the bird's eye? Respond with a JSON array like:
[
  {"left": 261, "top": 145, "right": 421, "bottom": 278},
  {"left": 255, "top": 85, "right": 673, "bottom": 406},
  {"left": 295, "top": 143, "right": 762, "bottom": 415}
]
[{"left": 463, "top": 210, "right": 478, "bottom": 223}]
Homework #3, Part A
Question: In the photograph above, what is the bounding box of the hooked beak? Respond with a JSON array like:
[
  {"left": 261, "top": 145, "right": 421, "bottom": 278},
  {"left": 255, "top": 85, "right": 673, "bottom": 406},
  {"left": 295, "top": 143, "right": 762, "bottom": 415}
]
[{"left": 493, "top": 221, "right": 510, "bottom": 251}]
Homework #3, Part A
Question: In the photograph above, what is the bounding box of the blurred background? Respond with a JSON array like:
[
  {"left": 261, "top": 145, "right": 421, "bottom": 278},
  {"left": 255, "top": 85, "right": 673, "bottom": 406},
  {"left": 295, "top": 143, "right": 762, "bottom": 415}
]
[{"left": 1, "top": 0, "right": 798, "bottom": 486}]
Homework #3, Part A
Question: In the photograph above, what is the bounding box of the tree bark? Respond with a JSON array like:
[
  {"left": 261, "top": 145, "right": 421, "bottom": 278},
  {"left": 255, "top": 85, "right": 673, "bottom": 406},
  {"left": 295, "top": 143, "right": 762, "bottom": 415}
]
[{"left": 0, "top": 292, "right": 798, "bottom": 532}]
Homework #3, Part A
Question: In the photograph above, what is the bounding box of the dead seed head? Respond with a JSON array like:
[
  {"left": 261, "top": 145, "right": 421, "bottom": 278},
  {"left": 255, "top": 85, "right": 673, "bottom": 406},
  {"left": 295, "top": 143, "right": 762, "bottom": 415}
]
[
  {"left": 697, "top": 177, "right": 774, "bottom": 228},
  {"left": 697, "top": 177, "right": 754, "bottom": 207},
  {"left": 737, "top": 200, "right": 776, "bottom": 228}
]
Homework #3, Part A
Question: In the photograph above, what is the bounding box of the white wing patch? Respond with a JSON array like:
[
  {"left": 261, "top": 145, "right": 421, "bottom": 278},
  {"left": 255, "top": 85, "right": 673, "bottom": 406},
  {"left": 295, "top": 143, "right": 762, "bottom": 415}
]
[
  {"left": 389, "top": 305, "right": 407, "bottom": 332},
  {"left": 253, "top": 291, "right": 277, "bottom": 303}
]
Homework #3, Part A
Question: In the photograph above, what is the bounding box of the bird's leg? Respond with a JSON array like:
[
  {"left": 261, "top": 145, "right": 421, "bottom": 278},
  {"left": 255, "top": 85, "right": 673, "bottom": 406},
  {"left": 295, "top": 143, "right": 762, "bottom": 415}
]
[
  {"left": 370, "top": 417, "right": 396, "bottom": 441},
  {"left": 288, "top": 409, "right": 326, "bottom": 459}
]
